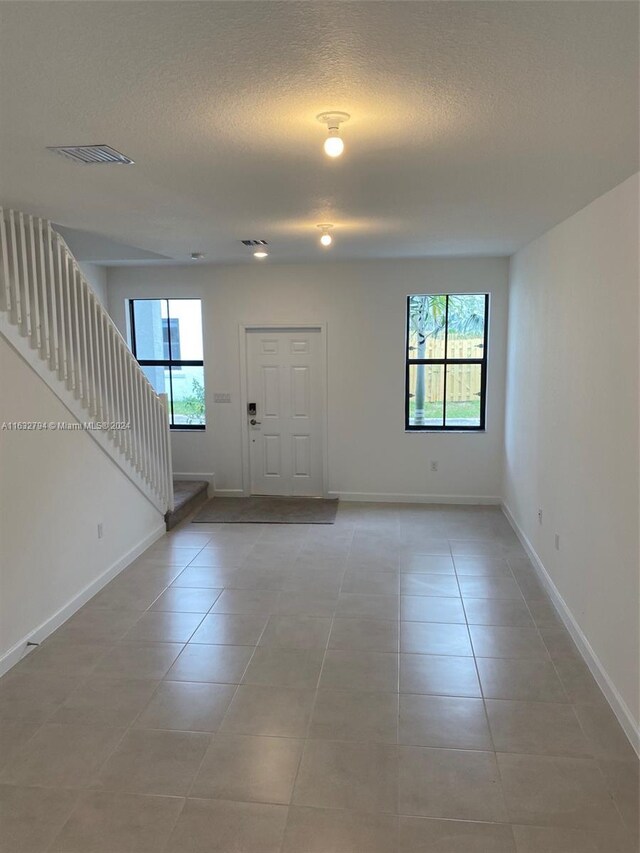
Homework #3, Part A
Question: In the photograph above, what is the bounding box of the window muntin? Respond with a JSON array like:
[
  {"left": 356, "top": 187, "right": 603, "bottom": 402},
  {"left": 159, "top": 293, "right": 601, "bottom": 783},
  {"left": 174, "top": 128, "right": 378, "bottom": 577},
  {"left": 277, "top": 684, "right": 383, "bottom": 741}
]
[
  {"left": 406, "top": 293, "right": 488, "bottom": 431},
  {"left": 129, "top": 298, "right": 205, "bottom": 429}
]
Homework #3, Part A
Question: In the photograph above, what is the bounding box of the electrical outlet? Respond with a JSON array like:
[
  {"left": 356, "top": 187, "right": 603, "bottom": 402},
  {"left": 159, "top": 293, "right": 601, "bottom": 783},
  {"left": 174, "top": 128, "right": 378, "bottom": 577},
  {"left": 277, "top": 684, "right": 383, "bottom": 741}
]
[
  {"left": 555, "top": 533, "right": 560, "bottom": 550},
  {"left": 430, "top": 461, "right": 438, "bottom": 472},
  {"left": 97, "top": 523, "right": 103, "bottom": 540},
  {"left": 538, "top": 509, "right": 543, "bottom": 524}
]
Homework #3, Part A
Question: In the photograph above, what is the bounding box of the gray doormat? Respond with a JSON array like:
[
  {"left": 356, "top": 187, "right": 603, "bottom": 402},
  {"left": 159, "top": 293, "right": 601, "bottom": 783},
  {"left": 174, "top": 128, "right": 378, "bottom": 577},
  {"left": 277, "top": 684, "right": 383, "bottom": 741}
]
[{"left": 192, "top": 496, "right": 338, "bottom": 524}]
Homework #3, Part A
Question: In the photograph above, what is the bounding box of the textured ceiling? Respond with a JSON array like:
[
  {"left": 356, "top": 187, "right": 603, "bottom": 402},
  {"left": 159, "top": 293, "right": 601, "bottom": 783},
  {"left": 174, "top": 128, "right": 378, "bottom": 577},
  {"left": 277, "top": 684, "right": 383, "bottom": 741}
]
[{"left": 0, "top": 1, "right": 637, "bottom": 264}]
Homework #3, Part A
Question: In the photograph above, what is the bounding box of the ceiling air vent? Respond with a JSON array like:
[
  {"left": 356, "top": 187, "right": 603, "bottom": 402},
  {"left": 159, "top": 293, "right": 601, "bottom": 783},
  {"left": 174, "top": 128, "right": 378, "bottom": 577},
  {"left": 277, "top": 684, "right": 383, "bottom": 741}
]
[
  {"left": 241, "top": 239, "right": 268, "bottom": 246},
  {"left": 46, "top": 145, "right": 134, "bottom": 165}
]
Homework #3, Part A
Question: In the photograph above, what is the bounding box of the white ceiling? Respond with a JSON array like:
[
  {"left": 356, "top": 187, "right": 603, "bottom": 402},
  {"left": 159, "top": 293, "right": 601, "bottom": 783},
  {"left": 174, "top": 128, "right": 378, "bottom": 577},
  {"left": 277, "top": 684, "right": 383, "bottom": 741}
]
[{"left": 0, "top": 1, "right": 637, "bottom": 265}]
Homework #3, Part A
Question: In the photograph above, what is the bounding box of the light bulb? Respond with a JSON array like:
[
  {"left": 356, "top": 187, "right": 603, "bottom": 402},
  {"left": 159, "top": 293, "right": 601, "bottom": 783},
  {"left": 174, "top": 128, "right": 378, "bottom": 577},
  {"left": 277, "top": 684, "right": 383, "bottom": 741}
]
[
  {"left": 317, "top": 224, "right": 334, "bottom": 247},
  {"left": 317, "top": 113, "right": 350, "bottom": 158},
  {"left": 323, "top": 134, "right": 344, "bottom": 158},
  {"left": 253, "top": 249, "right": 268, "bottom": 259}
]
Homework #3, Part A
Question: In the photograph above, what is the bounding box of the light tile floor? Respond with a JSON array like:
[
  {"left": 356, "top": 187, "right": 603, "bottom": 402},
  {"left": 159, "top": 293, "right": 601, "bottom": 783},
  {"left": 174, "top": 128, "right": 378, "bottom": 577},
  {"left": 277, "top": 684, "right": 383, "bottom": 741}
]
[{"left": 0, "top": 504, "right": 637, "bottom": 852}]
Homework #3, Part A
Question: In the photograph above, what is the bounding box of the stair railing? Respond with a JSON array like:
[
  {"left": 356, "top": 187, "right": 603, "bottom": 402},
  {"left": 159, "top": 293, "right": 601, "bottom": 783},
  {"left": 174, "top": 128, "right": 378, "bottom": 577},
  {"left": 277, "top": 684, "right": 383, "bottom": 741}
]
[{"left": 0, "top": 207, "right": 173, "bottom": 514}]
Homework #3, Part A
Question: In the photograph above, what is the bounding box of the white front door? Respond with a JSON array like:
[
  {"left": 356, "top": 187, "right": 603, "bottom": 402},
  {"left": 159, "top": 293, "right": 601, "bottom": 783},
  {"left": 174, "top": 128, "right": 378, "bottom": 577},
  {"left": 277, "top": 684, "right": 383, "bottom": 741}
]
[{"left": 246, "top": 328, "right": 324, "bottom": 496}]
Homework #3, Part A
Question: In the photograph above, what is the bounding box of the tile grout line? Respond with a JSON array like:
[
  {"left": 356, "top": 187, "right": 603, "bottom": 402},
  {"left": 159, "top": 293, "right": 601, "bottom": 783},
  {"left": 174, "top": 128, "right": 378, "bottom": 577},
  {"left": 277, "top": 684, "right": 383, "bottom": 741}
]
[
  {"left": 454, "top": 539, "right": 516, "bottom": 836},
  {"left": 276, "top": 512, "right": 354, "bottom": 851}
]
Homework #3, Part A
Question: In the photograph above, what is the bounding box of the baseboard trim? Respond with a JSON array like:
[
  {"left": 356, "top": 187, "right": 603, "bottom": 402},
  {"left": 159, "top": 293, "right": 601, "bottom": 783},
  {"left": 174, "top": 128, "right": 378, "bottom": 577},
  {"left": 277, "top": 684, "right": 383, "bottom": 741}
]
[
  {"left": 502, "top": 502, "right": 640, "bottom": 757},
  {"left": 0, "top": 521, "right": 166, "bottom": 678},
  {"left": 328, "top": 491, "right": 502, "bottom": 505},
  {"left": 212, "top": 488, "right": 245, "bottom": 496}
]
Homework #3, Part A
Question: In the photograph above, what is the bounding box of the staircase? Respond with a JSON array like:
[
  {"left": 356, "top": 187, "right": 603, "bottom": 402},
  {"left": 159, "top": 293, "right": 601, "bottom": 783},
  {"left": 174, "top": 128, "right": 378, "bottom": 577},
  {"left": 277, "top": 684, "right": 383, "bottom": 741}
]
[
  {"left": 166, "top": 480, "right": 209, "bottom": 530},
  {"left": 0, "top": 208, "right": 174, "bottom": 515}
]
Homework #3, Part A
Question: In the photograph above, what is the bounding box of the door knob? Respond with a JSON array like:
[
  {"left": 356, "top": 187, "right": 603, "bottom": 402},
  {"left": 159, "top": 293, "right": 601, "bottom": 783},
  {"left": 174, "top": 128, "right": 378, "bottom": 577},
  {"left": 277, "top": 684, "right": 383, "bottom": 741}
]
[{"left": 250, "top": 418, "right": 261, "bottom": 426}]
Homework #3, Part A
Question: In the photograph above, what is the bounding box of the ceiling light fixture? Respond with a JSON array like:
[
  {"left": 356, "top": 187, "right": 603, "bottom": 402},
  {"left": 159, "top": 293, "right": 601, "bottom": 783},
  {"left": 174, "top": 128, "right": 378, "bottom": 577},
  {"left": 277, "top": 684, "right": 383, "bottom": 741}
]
[
  {"left": 191, "top": 252, "right": 205, "bottom": 260},
  {"left": 241, "top": 239, "right": 269, "bottom": 258},
  {"left": 317, "top": 224, "right": 334, "bottom": 247},
  {"left": 316, "top": 112, "right": 350, "bottom": 158}
]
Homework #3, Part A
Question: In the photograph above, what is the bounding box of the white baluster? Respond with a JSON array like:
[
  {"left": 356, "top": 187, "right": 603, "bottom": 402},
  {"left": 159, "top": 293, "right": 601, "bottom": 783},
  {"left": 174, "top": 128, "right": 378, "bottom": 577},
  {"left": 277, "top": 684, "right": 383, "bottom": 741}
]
[
  {"left": 55, "top": 238, "right": 67, "bottom": 380},
  {"left": 71, "top": 265, "right": 83, "bottom": 399},
  {"left": 123, "top": 354, "right": 132, "bottom": 458},
  {"left": 46, "top": 223, "right": 59, "bottom": 371},
  {"left": 0, "top": 209, "right": 11, "bottom": 313},
  {"left": 139, "top": 368, "right": 149, "bottom": 482},
  {"left": 84, "top": 285, "right": 97, "bottom": 416},
  {"left": 159, "top": 393, "right": 173, "bottom": 511},
  {"left": 151, "top": 393, "right": 162, "bottom": 495},
  {"left": 102, "top": 314, "right": 111, "bottom": 424},
  {"left": 79, "top": 277, "right": 90, "bottom": 409},
  {"left": 127, "top": 355, "right": 138, "bottom": 463},
  {"left": 161, "top": 399, "right": 168, "bottom": 499},
  {"left": 27, "top": 217, "right": 42, "bottom": 351},
  {"left": 134, "top": 365, "right": 145, "bottom": 473},
  {"left": 91, "top": 296, "right": 103, "bottom": 420},
  {"left": 64, "top": 254, "right": 77, "bottom": 390},
  {"left": 18, "top": 213, "right": 32, "bottom": 339},
  {"left": 141, "top": 374, "right": 153, "bottom": 484},
  {"left": 115, "top": 328, "right": 128, "bottom": 452},
  {"left": 109, "top": 324, "right": 122, "bottom": 447},
  {"left": 126, "top": 358, "right": 136, "bottom": 469},
  {"left": 122, "top": 354, "right": 133, "bottom": 462},
  {"left": 8, "top": 211, "right": 22, "bottom": 327},
  {"left": 37, "top": 219, "right": 51, "bottom": 362}
]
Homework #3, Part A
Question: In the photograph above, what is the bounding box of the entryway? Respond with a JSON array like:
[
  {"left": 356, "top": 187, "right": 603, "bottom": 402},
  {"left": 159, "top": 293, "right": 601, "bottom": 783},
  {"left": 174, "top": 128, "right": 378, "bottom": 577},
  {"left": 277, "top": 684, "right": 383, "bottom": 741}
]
[{"left": 243, "top": 326, "right": 326, "bottom": 497}]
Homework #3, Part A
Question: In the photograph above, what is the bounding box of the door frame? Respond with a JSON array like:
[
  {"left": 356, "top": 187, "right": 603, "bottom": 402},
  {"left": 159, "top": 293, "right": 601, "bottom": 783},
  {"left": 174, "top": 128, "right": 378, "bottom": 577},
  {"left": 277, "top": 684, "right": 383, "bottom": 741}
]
[{"left": 238, "top": 322, "right": 329, "bottom": 498}]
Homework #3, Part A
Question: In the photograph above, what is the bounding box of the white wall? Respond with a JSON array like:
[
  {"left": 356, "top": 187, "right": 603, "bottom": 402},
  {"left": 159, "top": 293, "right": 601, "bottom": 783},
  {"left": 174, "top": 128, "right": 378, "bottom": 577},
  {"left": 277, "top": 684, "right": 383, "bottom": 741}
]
[
  {"left": 78, "top": 261, "right": 108, "bottom": 306},
  {"left": 504, "top": 173, "right": 640, "bottom": 737},
  {"left": 108, "top": 257, "right": 509, "bottom": 502},
  {"left": 0, "top": 335, "right": 165, "bottom": 671}
]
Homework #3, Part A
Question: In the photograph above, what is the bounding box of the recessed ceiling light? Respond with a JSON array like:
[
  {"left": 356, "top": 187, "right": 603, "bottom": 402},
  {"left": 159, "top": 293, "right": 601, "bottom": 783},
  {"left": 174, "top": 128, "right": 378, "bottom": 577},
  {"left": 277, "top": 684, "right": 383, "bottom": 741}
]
[
  {"left": 316, "top": 112, "right": 350, "bottom": 158},
  {"left": 317, "top": 224, "right": 334, "bottom": 247},
  {"left": 239, "top": 239, "right": 269, "bottom": 259}
]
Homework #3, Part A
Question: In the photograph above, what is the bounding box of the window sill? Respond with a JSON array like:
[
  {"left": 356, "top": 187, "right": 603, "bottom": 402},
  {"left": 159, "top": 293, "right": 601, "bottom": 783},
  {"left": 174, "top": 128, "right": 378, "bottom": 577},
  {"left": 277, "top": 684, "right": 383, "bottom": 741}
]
[
  {"left": 170, "top": 426, "right": 206, "bottom": 432},
  {"left": 405, "top": 429, "right": 487, "bottom": 434}
]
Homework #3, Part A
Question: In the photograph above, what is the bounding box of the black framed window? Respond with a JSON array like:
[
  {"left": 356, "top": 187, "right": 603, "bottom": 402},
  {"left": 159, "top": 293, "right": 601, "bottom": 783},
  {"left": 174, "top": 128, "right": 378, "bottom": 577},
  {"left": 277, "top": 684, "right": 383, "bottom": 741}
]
[
  {"left": 406, "top": 293, "right": 488, "bottom": 431},
  {"left": 129, "top": 298, "right": 205, "bottom": 430}
]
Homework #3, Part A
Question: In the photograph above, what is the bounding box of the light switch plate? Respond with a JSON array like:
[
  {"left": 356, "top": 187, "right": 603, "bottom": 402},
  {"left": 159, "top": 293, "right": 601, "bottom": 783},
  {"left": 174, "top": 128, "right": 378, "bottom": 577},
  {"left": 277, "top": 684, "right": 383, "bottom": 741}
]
[{"left": 213, "top": 392, "right": 231, "bottom": 403}]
